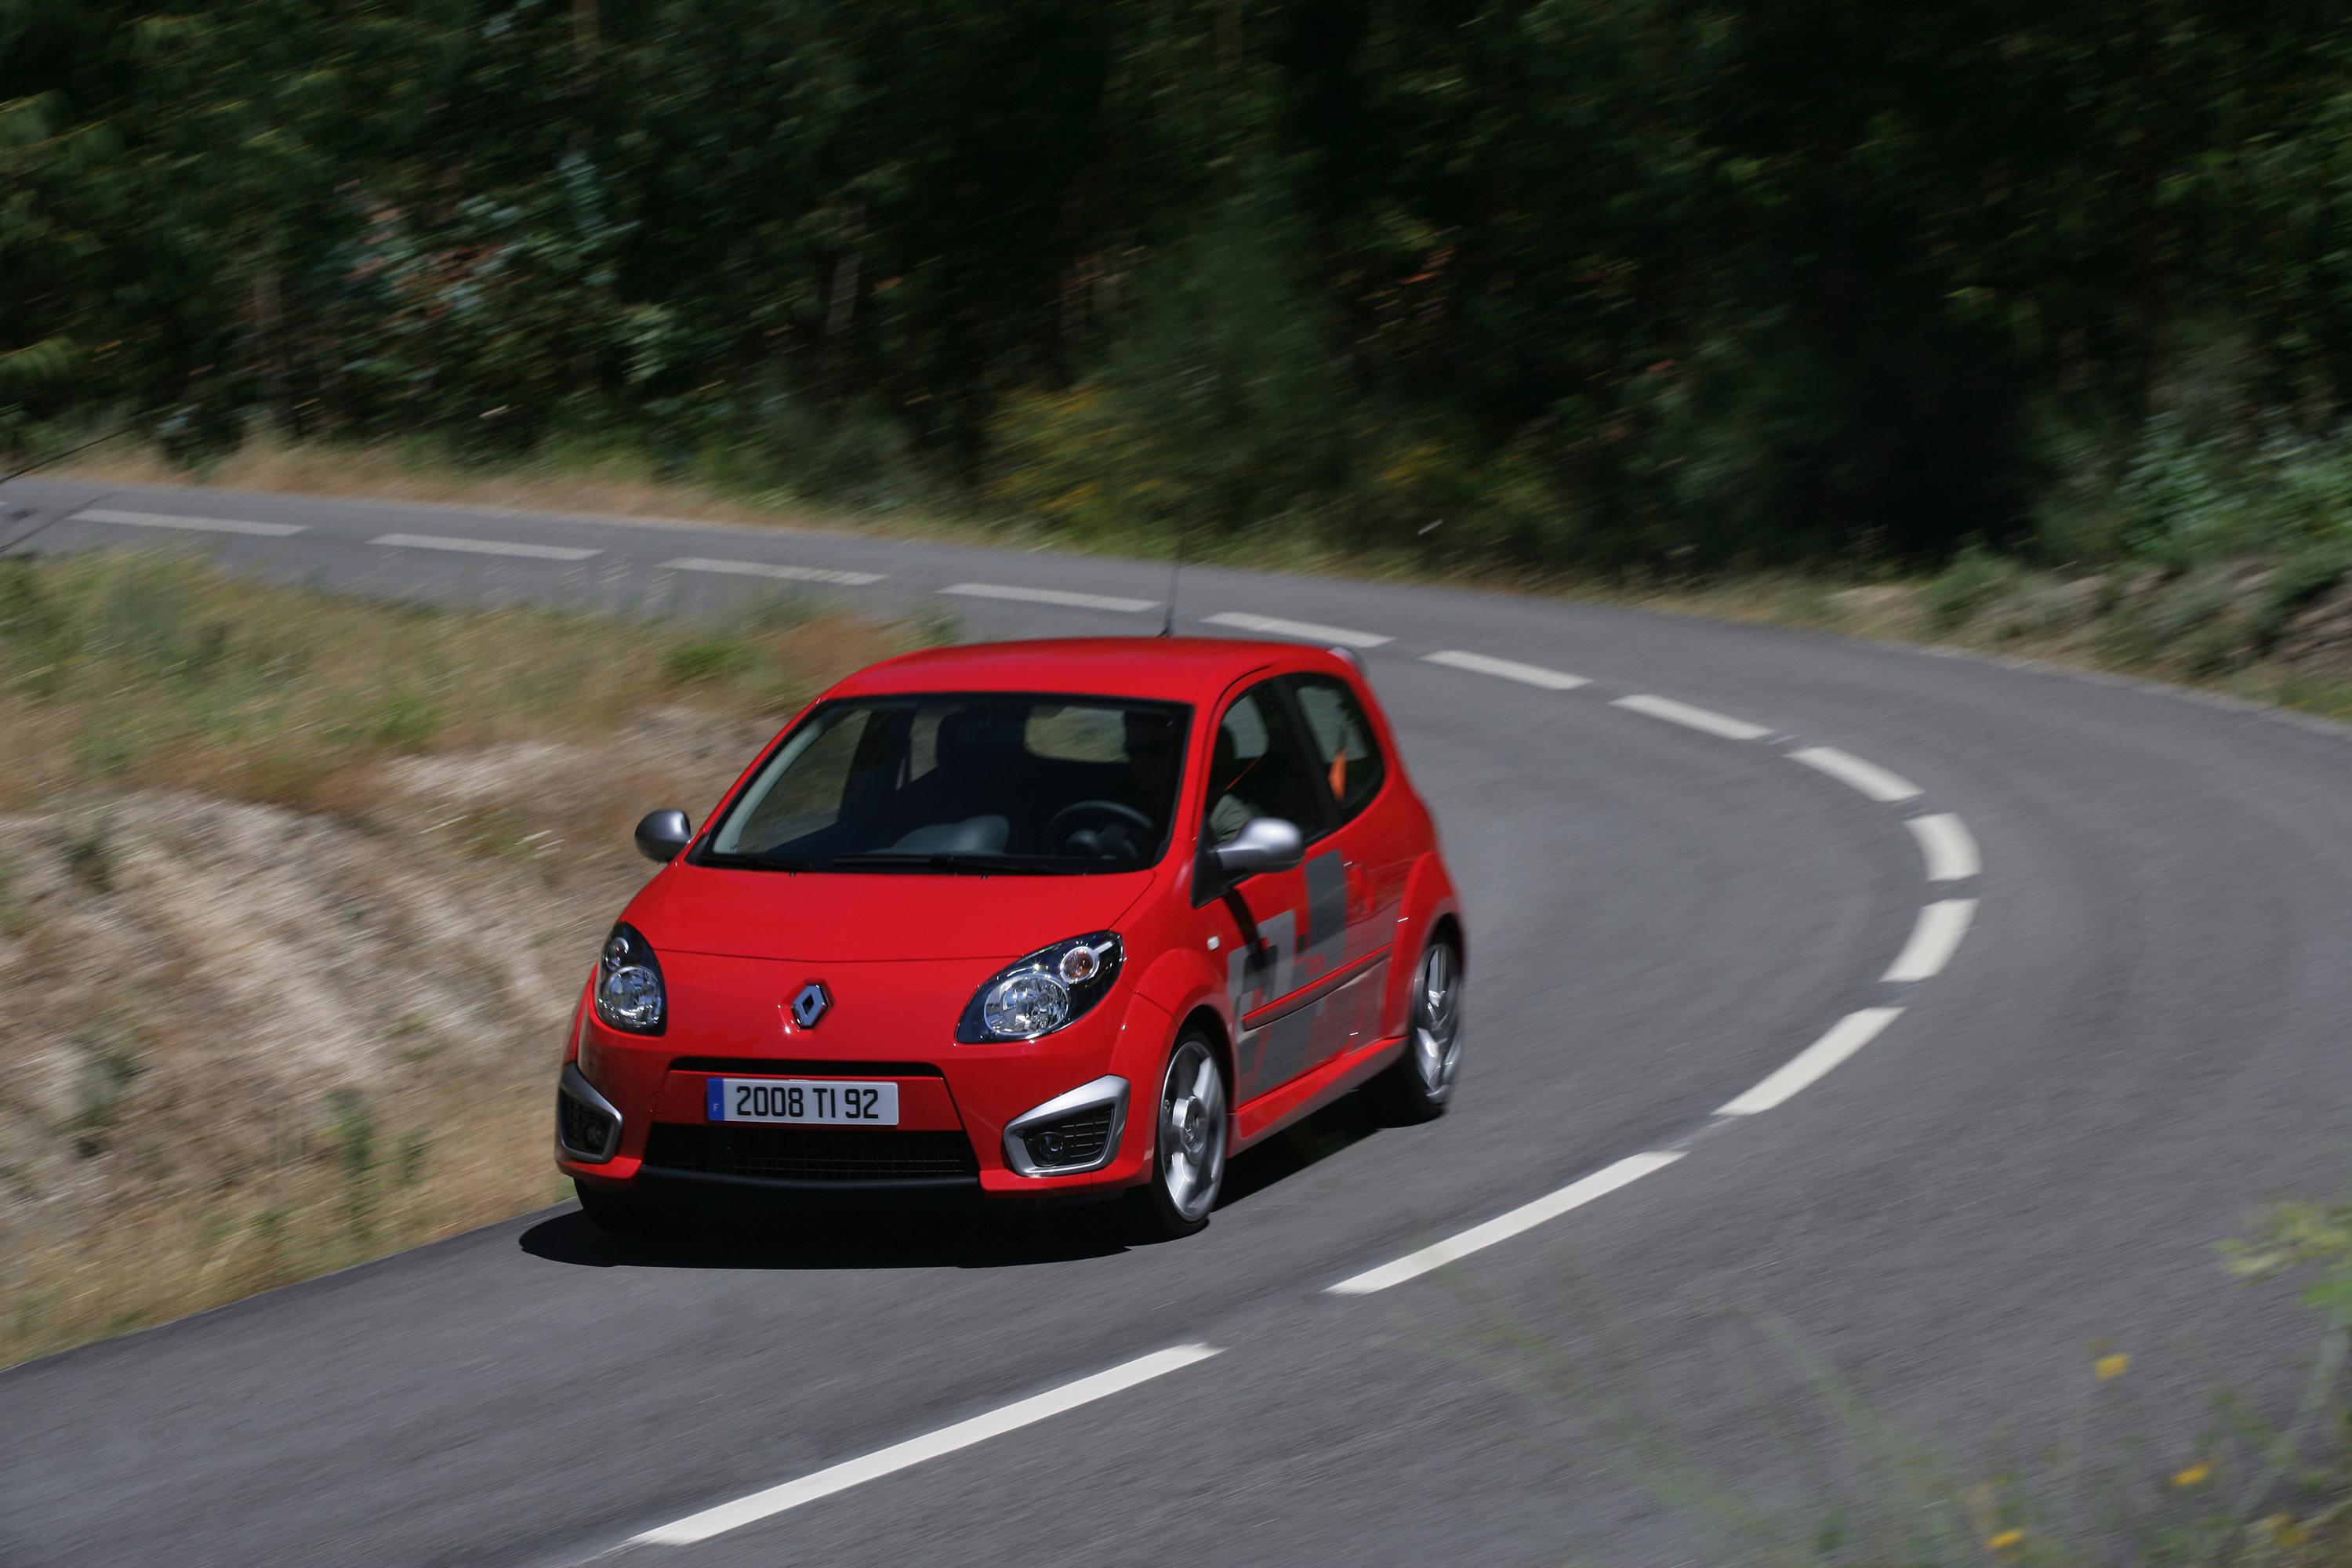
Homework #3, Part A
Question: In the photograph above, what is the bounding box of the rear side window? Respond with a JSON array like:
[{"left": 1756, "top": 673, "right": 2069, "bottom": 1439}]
[
  {"left": 1204, "top": 683, "right": 1326, "bottom": 847},
  {"left": 1290, "top": 675, "right": 1387, "bottom": 822}
]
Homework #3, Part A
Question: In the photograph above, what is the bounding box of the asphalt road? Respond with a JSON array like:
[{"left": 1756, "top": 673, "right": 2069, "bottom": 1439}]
[{"left": 5, "top": 477, "right": 2350, "bottom": 1566}]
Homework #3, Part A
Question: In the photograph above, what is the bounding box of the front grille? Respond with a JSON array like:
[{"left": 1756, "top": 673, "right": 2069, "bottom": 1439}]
[
  {"left": 667, "top": 1058, "right": 944, "bottom": 1078},
  {"left": 1019, "top": 1107, "right": 1115, "bottom": 1170},
  {"left": 643, "top": 1123, "right": 979, "bottom": 1183}
]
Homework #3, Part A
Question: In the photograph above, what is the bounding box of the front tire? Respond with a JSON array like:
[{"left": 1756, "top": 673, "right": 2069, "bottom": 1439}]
[
  {"left": 574, "top": 1179, "right": 673, "bottom": 1242},
  {"left": 1367, "top": 937, "right": 1464, "bottom": 1124},
  {"left": 1126, "top": 1032, "right": 1229, "bottom": 1241}
]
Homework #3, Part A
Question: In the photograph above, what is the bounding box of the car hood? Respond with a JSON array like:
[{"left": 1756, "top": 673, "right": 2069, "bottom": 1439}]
[{"left": 624, "top": 862, "right": 1160, "bottom": 962}]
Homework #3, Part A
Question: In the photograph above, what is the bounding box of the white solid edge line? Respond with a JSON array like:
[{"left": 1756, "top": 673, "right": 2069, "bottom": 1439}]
[
  {"left": 1717, "top": 1007, "right": 1906, "bottom": 1116},
  {"left": 1788, "top": 746, "right": 1922, "bottom": 803},
  {"left": 1203, "top": 611, "right": 1392, "bottom": 648},
  {"left": 662, "top": 556, "right": 884, "bottom": 586},
  {"left": 1883, "top": 898, "right": 1976, "bottom": 983},
  {"left": 943, "top": 582, "right": 1159, "bottom": 613},
  {"left": 1423, "top": 650, "right": 1590, "bottom": 690},
  {"left": 1904, "top": 813, "right": 1982, "bottom": 881},
  {"left": 77, "top": 507, "right": 305, "bottom": 537},
  {"left": 1327, "top": 1152, "right": 1683, "bottom": 1297},
  {"left": 1609, "top": 694, "right": 1771, "bottom": 741},
  {"left": 631, "top": 1343, "right": 1223, "bottom": 1546},
  {"left": 370, "top": 532, "right": 600, "bottom": 561}
]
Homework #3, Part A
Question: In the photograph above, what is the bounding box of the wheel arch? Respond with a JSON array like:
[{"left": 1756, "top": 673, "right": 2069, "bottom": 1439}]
[
  {"left": 1175, "top": 1003, "right": 1237, "bottom": 1109},
  {"left": 1382, "top": 851, "right": 1465, "bottom": 1037},
  {"left": 1429, "top": 910, "right": 1465, "bottom": 971}
]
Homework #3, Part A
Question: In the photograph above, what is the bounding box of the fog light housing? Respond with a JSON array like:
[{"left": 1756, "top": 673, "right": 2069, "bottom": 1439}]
[
  {"left": 1003, "top": 1074, "right": 1128, "bottom": 1177},
  {"left": 557, "top": 1062, "right": 623, "bottom": 1163}
]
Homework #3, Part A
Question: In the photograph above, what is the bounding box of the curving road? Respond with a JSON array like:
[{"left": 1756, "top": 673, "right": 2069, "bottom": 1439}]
[{"left": 4, "top": 477, "right": 2350, "bottom": 1566}]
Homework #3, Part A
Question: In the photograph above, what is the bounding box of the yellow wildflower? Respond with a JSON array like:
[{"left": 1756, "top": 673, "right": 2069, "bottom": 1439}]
[
  {"left": 2267, "top": 1514, "right": 2309, "bottom": 1547},
  {"left": 2172, "top": 1462, "right": 2210, "bottom": 1487},
  {"left": 2094, "top": 1353, "right": 2129, "bottom": 1379},
  {"left": 1987, "top": 1528, "right": 2025, "bottom": 1552}
]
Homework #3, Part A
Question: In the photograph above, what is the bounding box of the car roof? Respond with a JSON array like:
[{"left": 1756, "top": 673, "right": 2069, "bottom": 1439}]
[{"left": 827, "top": 636, "right": 1352, "bottom": 704}]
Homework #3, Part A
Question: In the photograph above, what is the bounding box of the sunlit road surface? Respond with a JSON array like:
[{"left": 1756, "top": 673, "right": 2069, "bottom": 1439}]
[{"left": 5, "top": 476, "right": 2349, "bottom": 1566}]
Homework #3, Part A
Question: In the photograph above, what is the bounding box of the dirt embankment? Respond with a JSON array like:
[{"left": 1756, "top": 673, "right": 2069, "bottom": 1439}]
[{"left": 0, "top": 708, "right": 775, "bottom": 1365}]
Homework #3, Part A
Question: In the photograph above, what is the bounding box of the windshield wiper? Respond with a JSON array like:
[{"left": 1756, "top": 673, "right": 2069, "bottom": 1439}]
[{"left": 822, "top": 851, "right": 1083, "bottom": 874}]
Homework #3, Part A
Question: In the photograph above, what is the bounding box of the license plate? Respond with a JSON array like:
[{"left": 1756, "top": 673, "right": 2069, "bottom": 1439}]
[{"left": 706, "top": 1077, "right": 899, "bottom": 1126}]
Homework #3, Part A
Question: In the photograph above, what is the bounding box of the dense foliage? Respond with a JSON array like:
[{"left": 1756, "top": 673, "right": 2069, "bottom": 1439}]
[{"left": 10, "top": 0, "right": 2352, "bottom": 570}]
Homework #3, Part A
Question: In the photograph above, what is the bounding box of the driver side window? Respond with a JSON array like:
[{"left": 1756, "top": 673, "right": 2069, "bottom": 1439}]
[{"left": 1204, "top": 682, "right": 1324, "bottom": 848}]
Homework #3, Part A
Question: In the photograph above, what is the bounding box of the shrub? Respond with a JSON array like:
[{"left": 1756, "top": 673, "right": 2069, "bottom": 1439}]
[
  {"left": 63, "top": 815, "right": 116, "bottom": 892},
  {"left": 68, "top": 1025, "right": 144, "bottom": 1138},
  {"left": 1921, "top": 544, "right": 2024, "bottom": 631},
  {"left": 2102, "top": 412, "right": 2352, "bottom": 572},
  {"left": 0, "top": 851, "right": 21, "bottom": 935},
  {"left": 988, "top": 176, "right": 1350, "bottom": 551},
  {"left": 661, "top": 636, "right": 754, "bottom": 684},
  {"left": 2253, "top": 546, "right": 2352, "bottom": 651}
]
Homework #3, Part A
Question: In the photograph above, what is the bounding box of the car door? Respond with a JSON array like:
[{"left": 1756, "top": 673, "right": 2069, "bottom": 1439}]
[
  {"left": 1196, "top": 677, "right": 1341, "bottom": 1104},
  {"left": 1283, "top": 670, "right": 1407, "bottom": 1064}
]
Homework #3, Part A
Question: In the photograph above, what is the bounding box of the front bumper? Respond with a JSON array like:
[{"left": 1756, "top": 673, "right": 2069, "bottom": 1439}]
[{"left": 556, "top": 1003, "right": 1163, "bottom": 1203}]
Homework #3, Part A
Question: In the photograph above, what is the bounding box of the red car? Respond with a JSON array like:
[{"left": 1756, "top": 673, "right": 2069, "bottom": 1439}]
[{"left": 556, "top": 637, "right": 1465, "bottom": 1240}]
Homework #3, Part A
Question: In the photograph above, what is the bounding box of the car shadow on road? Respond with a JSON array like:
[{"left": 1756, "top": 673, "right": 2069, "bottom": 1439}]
[
  {"left": 1216, "top": 1091, "right": 1381, "bottom": 1209},
  {"left": 517, "top": 1204, "right": 1127, "bottom": 1272},
  {"left": 517, "top": 1092, "right": 1385, "bottom": 1272}
]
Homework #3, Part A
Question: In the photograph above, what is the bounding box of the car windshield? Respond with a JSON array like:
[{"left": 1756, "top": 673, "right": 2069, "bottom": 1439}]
[{"left": 699, "top": 694, "right": 1189, "bottom": 873}]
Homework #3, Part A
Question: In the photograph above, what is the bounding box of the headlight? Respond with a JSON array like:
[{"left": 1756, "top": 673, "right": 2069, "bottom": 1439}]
[
  {"left": 957, "top": 933, "right": 1123, "bottom": 1043},
  {"left": 593, "top": 922, "right": 667, "bottom": 1034}
]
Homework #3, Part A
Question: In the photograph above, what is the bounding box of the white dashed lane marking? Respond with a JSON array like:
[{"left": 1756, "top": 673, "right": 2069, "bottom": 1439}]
[
  {"left": 77, "top": 507, "right": 306, "bottom": 537},
  {"left": 1325, "top": 1153, "right": 1685, "bottom": 1296},
  {"left": 1717, "top": 1007, "right": 1906, "bottom": 1116},
  {"left": 371, "top": 532, "right": 601, "bottom": 561},
  {"left": 1904, "top": 813, "right": 1982, "bottom": 881},
  {"left": 1610, "top": 693, "right": 1772, "bottom": 741},
  {"left": 1203, "top": 612, "right": 1392, "bottom": 648},
  {"left": 662, "top": 556, "right": 885, "bottom": 586},
  {"left": 1789, "top": 745, "right": 1922, "bottom": 803},
  {"left": 1422, "top": 650, "right": 1590, "bottom": 690},
  {"left": 943, "top": 583, "right": 1159, "bottom": 612},
  {"left": 1883, "top": 898, "right": 1976, "bottom": 982},
  {"left": 629, "top": 1344, "right": 1223, "bottom": 1547}
]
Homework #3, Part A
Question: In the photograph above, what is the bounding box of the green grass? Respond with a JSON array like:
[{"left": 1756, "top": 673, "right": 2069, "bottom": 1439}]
[{"left": 0, "top": 548, "right": 932, "bottom": 815}]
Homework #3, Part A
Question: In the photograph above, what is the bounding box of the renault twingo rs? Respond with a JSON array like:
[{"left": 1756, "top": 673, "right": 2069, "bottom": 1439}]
[{"left": 557, "top": 637, "right": 1464, "bottom": 1240}]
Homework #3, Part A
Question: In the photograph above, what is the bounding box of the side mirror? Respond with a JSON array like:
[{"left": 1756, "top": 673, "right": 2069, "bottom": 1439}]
[
  {"left": 1208, "top": 816, "right": 1305, "bottom": 882},
  {"left": 633, "top": 808, "right": 692, "bottom": 864}
]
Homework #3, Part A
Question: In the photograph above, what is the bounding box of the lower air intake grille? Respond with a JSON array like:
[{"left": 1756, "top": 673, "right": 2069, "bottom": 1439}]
[
  {"left": 644, "top": 1123, "right": 979, "bottom": 1182},
  {"left": 1019, "top": 1108, "right": 1116, "bottom": 1171}
]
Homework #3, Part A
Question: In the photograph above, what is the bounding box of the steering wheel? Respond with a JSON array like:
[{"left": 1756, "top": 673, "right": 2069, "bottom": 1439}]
[{"left": 1045, "top": 800, "right": 1156, "bottom": 857}]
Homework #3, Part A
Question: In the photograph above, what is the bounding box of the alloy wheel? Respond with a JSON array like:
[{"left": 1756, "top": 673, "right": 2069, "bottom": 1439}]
[{"left": 1158, "top": 1038, "right": 1227, "bottom": 1222}]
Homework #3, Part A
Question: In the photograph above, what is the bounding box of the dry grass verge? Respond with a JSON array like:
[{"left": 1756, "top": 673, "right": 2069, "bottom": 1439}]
[
  {"left": 1641, "top": 555, "right": 2352, "bottom": 726},
  {"left": 54, "top": 440, "right": 2352, "bottom": 730},
  {"left": 54, "top": 434, "right": 959, "bottom": 546},
  {"left": 0, "top": 550, "right": 941, "bottom": 1367}
]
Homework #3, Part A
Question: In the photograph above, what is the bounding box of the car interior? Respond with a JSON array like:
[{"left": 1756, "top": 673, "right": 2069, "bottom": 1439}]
[{"left": 713, "top": 697, "right": 1188, "bottom": 866}]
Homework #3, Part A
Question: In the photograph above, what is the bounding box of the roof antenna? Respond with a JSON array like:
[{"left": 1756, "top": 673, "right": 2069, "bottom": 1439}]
[{"left": 1159, "top": 516, "right": 1187, "bottom": 637}]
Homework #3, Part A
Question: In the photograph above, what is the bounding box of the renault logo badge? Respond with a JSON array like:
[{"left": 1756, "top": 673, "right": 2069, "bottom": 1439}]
[{"left": 790, "top": 982, "right": 832, "bottom": 1029}]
